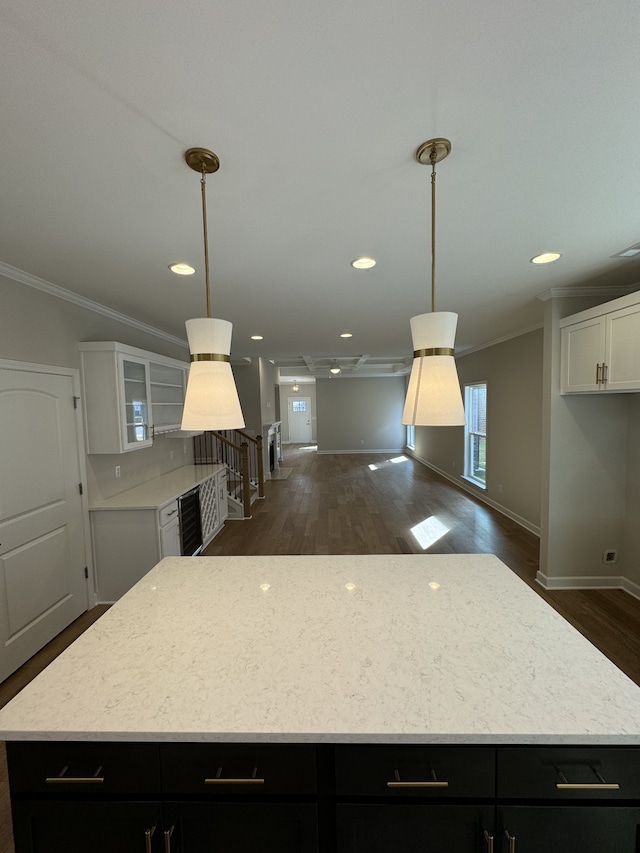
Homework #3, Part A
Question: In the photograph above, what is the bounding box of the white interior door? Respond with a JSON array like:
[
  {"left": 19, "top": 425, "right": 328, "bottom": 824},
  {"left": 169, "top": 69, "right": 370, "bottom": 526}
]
[
  {"left": 0, "top": 362, "right": 90, "bottom": 681},
  {"left": 288, "top": 396, "right": 312, "bottom": 443}
]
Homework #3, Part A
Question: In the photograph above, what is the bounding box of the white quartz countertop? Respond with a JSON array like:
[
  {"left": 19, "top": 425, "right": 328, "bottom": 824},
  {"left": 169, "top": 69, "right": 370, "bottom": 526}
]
[
  {"left": 89, "top": 464, "right": 225, "bottom": 510},
  {"left": 1, "top": 554, "right": 640, "bottom": 744}
]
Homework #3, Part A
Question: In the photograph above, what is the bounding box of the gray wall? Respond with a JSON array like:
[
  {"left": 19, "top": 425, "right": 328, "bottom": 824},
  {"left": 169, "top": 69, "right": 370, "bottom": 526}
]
[
  {"left": 625, "top": 395, "right": 640, "bottom": 590},
  {"left": 316, "top": 376, "right": 406, "bottom": 452},
  {"left": 259, "top": 359, "right": 279, "bottom": 427},
  {"left": 233, "top": 359, "right": 262, "bottom": 435},
  {"left": 0, "top": 274, "right": 194, "bottom": 502},
  {"left": 413, "top": 328, "right": 543, "bottom": 532}
]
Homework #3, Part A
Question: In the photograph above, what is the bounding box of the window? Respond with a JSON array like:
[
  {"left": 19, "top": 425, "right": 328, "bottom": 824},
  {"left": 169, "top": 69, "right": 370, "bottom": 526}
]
[
  {"left": 464, "top": 382, "right": 487, "bottom": 487},
  {"left": 291, "top": 400, "right": 307, "bottom": 412},
  {"left": 406, "top": 424, "right": 415, "bottom": 450}
]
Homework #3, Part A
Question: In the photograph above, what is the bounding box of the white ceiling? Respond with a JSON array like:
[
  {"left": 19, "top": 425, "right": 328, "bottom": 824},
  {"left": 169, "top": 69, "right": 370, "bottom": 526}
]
[{"left": 2, "top": 0, "right": 640, "bottom": 379}]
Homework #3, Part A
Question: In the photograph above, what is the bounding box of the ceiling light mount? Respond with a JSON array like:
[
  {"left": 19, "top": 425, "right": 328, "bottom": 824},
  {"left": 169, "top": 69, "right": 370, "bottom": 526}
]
[
  {"left": 415, "top": 138, "right": 451, "bottom": 166},
  {"left": 185, "top": 147, "right": 220, "bottom": 175}
]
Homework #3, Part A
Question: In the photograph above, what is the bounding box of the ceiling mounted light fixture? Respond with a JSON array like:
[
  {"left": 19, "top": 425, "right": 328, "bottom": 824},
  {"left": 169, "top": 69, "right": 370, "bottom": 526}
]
[
  {"left": 292, "top": 380, "right": 299, "bottom": 392},
  {"left": 330, "top": 365, "right": 341, "bottom": 375},
  {"left": 180, "top": 147, "right": 245, "bottom": 431},
  {"left": 169, "top": 262, "right": 196, "bottom": 275},
  {"left": 351, "top": 257, "right": 376, "bottom": 270},
  {"left": 530, "top": 252, "right": 561, "bottom": 264},
  {"left": 402, "top": 138, "right": 465, "bottom": 427}
]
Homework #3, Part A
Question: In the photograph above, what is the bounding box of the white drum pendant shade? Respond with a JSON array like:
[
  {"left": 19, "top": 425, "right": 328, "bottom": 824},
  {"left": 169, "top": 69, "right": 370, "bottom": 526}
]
[
  {"left": 181, "top": 317, "right": 245, "bottom": 430},
  {"left": 402, "top": 312, "right": 466, "bottom": 426}
]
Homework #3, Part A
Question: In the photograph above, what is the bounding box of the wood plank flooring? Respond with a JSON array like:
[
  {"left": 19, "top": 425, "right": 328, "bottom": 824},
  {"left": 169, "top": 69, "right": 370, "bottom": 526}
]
[{"left": 1, "top": 445, "right": 639, "bottom": 853}]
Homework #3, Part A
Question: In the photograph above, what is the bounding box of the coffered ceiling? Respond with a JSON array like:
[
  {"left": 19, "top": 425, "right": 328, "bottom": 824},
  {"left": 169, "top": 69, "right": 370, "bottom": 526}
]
[{"left": 1, "top": 0, "right": 639, "bottom": 379}]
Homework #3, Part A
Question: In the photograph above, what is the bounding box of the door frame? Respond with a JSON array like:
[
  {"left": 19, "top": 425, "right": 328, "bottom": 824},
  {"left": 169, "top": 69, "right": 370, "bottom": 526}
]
[
  {"left": 0, "top": 358, "right": 95, "bottom": 607},
  {"left": 287, "top": 396, "right": 312, "bottom": 443}
]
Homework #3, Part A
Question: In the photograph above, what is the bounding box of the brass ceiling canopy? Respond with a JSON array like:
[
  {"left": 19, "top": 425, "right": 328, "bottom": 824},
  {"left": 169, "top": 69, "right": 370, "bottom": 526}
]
[
  {"left": 184, "top": 147, "right": 220, "bottom": 174},
  {"left": 415, "top": 137, "right": 451, "bottom": 166}
]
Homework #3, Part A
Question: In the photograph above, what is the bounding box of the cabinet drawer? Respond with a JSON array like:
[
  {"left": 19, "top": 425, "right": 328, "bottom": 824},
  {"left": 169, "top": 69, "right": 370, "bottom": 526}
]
[
  {"left": 497, "top": 747, "right": 640, "bottom": 800},
  {"left": 160, "top": 743, "right": 317, "bottom": 795},
  {"left": 335, "top": 746, "right": 495, "bottom": 799},
  {"left": 159, "top": 500, "right": 179, "bottom": 526},
  {"left": 7, "top": 742, "right": 161, "bottom": 795}
]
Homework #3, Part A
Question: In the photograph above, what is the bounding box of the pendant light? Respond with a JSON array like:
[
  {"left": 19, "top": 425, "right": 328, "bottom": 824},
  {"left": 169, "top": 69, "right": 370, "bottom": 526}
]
[
  {"left": 402, "top": 138, "right": 465, "bottom": 427},
  {"left": 181, "top": 147, "right": 245, "bottom": 431}
]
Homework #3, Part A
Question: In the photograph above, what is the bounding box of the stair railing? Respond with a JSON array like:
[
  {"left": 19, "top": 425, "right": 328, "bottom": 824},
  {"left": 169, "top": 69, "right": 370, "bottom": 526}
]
[{"left": 193, "top": 430, "right": 264, "bottom": 519}]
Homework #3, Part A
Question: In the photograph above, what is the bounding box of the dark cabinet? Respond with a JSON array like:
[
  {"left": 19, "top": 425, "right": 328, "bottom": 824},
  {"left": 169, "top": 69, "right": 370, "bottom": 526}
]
[
  {"left": 337, "top": 804, "right": 494, "bottom": 853},
  {"left": 498, "top": 805, "right": 640, "bottom": 852},
  {"left": 165, "top": 802, "right": 318, "bottom": 853},
  {"left": 12, "top": 800, "right": 164, "bottom": 853}
]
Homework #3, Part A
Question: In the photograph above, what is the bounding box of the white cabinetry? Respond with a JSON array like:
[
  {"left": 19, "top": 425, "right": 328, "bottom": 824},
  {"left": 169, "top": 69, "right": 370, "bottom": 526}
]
[
  {"left": 198, "top": 469, "right": 228, "bottom": 547},
  {"left": 79, "top": 342, "right": 190, "bottom": 453},
  {"left": 560, "top": 292, "right": 640, "bottom": 394},
  {"left": 159, "top": 500, "right": 181, "bottom": 558}
]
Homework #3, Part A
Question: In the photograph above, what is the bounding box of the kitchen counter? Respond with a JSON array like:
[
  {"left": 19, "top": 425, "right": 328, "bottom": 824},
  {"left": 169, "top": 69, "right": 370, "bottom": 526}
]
[
  {"left": 89, "top": 463, "right": 225, "bottom": 510},
  {"left": 1, "top": 554, "right": 640, "bottom": 744}
]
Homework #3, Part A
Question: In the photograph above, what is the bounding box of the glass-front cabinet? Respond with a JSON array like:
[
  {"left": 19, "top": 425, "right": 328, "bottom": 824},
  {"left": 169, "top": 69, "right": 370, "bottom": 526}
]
[{"left": 120, "top": 355, "right": 152, "bottom": 450}]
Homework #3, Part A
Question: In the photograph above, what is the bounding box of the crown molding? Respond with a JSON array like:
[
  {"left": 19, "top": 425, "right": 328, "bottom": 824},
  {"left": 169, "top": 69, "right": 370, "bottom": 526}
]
[
  {"left": 456, "top": 323, "right": 543, "bottom": 358},
  {"left": 0, "top": 260, "right": 188, "bottom": 349},
  {"left": 536, "top": 283, "right": 640, "bottom": 302}
]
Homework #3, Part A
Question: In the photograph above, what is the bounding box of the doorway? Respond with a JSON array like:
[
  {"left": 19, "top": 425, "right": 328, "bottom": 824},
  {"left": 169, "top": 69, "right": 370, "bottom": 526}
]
[
  {"left": 0, "top": 360, "right": 91, "bottom": 681},
  {"left": 287, "top": 396, "right": 312, "bottom": 443}
]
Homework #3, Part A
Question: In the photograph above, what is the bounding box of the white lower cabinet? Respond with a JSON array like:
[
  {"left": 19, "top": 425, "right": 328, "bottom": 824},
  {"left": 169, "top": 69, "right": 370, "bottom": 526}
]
[{"left": 90, "top": 468, "right": 228, "bottom": 603}]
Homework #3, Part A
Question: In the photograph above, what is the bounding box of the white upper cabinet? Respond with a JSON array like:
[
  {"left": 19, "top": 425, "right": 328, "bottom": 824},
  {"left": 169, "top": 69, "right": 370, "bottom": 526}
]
[
  {"left": 79, "top": 342, "right": 190, "bottom": 453},
  {"left": 560, "top": 292, "right": 640, "bottom": 394}
]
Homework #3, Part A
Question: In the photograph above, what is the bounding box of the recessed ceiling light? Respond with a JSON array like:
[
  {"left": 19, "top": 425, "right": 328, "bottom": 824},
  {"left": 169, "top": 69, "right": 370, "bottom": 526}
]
[
  {"left": 340, "top": 332, "right": 353, "bottom": 338},
  {"left": 530, "top": 252, "right": 561, "bottom": 265},
  {"left": 351, "top": 257, "right": 376, "bottom": 270},
  {"left": 251, "top": 335, "right": 264, "bottom": 340},
  {"left": 169, "top": 262, "right": 196, "bottom": 275}
]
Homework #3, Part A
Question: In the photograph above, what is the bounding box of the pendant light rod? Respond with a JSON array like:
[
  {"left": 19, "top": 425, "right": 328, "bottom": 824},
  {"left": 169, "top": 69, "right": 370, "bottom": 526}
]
[
  {"left": 185, "top": 147, "right": 220, "bottom": 320},
  {"left": 416, "top": 138, "right": 451, "bottom": 315}
]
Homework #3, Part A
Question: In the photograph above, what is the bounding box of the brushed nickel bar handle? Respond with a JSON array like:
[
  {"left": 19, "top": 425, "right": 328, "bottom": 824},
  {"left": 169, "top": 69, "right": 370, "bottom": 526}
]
[
  {"left": 387, "top": 768, "right": 449, "bottom": 788},
  {"left": 164, "top": 825, "right": 175, "bottom": 853},
  {"left": 145, "top": 826, "right": 156, "bottom": 853},
  {"left": 602, "top": 363, "right": 608, "bottom": 383},
  {"left": 205, "top": 764, "right": 264, "bottom": 785},
  {"left": 596, "top": 363, "right": 602, "bottom": 384},
  {"left": 45, "top": 764, "right": 104, "bottom": 784},
  {"left": 504, "top": 829, "right": 516, "bottom": 853},
  {"left": 483, "top": 829, "right": 494, "bottom": 853},
  {"left": 556, "top": 769, "right": 619, "bottom": 790}
]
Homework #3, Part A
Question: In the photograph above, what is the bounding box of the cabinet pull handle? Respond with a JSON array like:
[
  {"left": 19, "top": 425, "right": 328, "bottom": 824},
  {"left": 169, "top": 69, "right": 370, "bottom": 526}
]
[
  {"left": 595, "top": 363, "right": 602, "bottom": 384},
  {"left": 166, "top": 509, "right": 178, "bottom": 517},
  {"left": 483, "top": 829, "right": 494, "bottom": 852},
  {"left": 504, "top": 829, "right": 516, "bottom": 852},
  {"left": 602, "top": 363, "right": 608, "bottom": 383},
  {"left": 204, "top": 765, "right": 264, "bottom": 785},
  {"left": 145, "top": 825, "right": 156, "bottom": 853},
  {"left": 164, "top": 824, "right": 175, "bottom": 853},
  {"left": 387, "top": 768, "right": 449, "bottom": 788},
  {"left": 45, "top": 764, "right": 104, "bottom": 784},
  {"left": 555, "top": 769, "right": 619, "bottom": 790}
]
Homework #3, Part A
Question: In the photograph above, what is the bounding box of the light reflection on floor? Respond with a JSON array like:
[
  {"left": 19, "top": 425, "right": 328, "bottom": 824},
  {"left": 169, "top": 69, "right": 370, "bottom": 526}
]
[
  {"left": 369, "top": 455, "right": 408, "bottom": 471},
  {"left": 410, "top": 516, "right": 450, "bottom": 550}
]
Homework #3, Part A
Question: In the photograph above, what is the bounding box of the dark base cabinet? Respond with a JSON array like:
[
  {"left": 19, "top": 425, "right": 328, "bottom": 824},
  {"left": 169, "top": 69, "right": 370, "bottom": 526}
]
[
  {"left": 165, "top": 802, "right": 318, "bottom": 853},
  {"left": 12, "top": 800, "right": 164, "bottom": 853},
  {"left": 7, "top": 743, "right": 640, "bottom": 853},
  {"left": 337, "top": 804, "right": 495, "bottom": 853},
  {"left": 498, "top": 806, "right": 640, "bottom": 853}
]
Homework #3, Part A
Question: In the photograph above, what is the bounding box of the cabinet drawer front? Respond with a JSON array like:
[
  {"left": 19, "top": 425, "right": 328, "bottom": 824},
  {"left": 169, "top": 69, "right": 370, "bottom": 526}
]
[
  {"left": 497, "top": 747, "right": 640, "bottom": 800},
  {"left": 7, "top": 742, "right": 161, "bottom": 794},
  {"left": 335, "top": 746, "right": 495, "bottom": 799},
  {"left": 159, "top": 501, "right": 179, "bottom": 526},
  {"left": 160, "top": 743, "right": 317, "bottom": 795}
]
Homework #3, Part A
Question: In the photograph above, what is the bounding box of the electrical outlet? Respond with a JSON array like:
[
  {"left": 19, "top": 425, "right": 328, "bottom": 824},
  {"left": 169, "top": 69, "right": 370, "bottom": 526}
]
[
  {"left": 603, "top": 549, "right": 618, "bottom": 564},
  {"left": 115, "top": 465, "right": 121, "bottom": 478}
]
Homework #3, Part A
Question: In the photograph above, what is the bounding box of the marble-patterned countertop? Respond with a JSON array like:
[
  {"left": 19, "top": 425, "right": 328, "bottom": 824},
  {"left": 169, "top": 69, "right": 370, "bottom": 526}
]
[
  {"left": 1, "top": 554, "right": 640, "bottom": 744},
  {"left": 89, "top": 464, "right": 225, "bottom": 510}
]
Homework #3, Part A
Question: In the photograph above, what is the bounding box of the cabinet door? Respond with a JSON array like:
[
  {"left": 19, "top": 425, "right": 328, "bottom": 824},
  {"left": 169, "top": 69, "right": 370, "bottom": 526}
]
[
  {"left": 119, "top": 354, "right": 153, "bottom": 450},
  {"left": 160, "top": 516, "right": 181, "bottom": 557},
  {"left": 199, "top": 475, "right": 219, "bottom": 544},
  {"left": 499, "top": 805, "right": 640, "bottom": 852},
  {"left": 560, "top": 316, "right": 606, "bottom": 393},
  {"left": 605, "top": 303, "right": 640, "bottom": 391},
  {"left": 337, "top": 804, "right": 494, "bottom": 853},
  {"left": 164, "top": 802, "right": 318, "bottom": 853},
  {"left": 149, "top": 361, "right": 187, "bottom": 433},
  {"left": 12, "top": 800, "right": 163, "bottom": 853}
]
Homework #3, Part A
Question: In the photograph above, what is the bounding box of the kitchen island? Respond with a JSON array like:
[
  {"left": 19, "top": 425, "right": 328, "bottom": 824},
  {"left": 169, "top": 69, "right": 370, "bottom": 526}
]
[{"left": 2, "top": 554, "right": 640, "bottom": 851}]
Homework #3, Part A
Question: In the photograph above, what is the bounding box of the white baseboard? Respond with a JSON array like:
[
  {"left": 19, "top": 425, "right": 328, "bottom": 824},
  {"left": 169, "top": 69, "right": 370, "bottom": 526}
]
[
  {"left": 316, "top": 448, "right": 404, "bottom": 455},
  {"left": 407, "top": 449, "right": 540, "bottom": 537},
  {"left": 536, "top": 572, "right": 640, "bottom": 602}
]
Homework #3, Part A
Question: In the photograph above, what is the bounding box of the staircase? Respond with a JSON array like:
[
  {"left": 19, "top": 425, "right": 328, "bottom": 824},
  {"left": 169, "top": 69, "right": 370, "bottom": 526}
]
[{"left": 193, "top": 430, "right": 264, "bottom": 519}]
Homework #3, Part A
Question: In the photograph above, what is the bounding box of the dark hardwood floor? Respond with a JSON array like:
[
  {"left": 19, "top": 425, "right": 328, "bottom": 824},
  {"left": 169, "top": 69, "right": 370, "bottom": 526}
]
[{"left": 1, "top": 445, "right": 639, "bottom": 853}]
